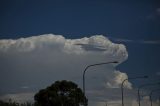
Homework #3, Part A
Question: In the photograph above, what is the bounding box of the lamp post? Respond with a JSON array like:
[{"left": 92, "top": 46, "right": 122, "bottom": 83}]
[
  {"left": 158, "top": 97, "right": 160, "bottom": 106},
  {"left": 82, "top": 61, "right": 118, "bottom": 106},
  {"left": 106, "top": 100, "right": 108, "bottom": 106},
  {"left": 149, "top": 89, "right": 160, "bottom": 106},
  {"left": 121, "top": 76, "right": 148, "bottom": 106},
  {"left": 137, "top": 82, "right": 160, "bottom": 106}
]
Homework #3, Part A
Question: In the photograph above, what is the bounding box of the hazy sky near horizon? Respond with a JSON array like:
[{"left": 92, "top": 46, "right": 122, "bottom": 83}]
[{"left": 0, "top": 0, "right": 160, "bottom": 106}]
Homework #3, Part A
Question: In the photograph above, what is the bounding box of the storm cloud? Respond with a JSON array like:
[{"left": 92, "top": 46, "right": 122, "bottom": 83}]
[{"left": 0, "top": 34, "right": 131, "bottom": 104}]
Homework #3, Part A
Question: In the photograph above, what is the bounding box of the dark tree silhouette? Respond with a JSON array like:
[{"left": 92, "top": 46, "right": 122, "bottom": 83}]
[{"left": 34, "top": 80, "right": 87, "bottom": 106}]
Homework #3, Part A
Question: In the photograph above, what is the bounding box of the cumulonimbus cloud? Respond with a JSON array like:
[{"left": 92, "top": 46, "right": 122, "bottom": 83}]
[
  {"left": 0, "top": 34, "right": 128, "bottom": 59},
  {"left": 0, "top": 34, "right": 131, "bottom": 103}
]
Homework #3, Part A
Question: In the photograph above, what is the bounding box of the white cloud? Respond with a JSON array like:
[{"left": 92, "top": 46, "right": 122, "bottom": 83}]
[
  {"left": 0, "top": 34, "right": 128, "bottom": 60},
  {"left": 0, "top": 34, "right": 65, "bottom": 52},
  {"left": 105, "top": 70, "right": 132, "bottom": 89},
  {"left": 0, "top": 34, "right": 131, "bottom": 105}
]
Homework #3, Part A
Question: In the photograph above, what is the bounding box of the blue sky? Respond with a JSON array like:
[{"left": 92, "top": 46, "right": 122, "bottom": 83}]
[
  {"left": 0, "top": 0, "right": 160, "bottom": 39},
  {"left": 0, "top": 0, "right": 159, "bottom": 80},
  {"left": 0, "top": 0, "right": 160, "bottom": 105}
]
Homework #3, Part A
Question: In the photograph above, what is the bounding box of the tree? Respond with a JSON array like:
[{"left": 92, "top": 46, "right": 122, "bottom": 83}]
[{"left": 34, "top": 80, "right": 87, "bottom": 106}]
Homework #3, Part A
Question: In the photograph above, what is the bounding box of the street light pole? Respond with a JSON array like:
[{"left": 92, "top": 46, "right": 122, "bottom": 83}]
[
  {"left": 121, "top": 76, "right": 148, "bottom": 106},
  {"left": 82, "top": 61, "right": 118, "bottom": 106},
  {"left": 106, "top": 102, "right": 108, "bottom": 106},
  {"left": 149, "top": 89, "right": 160, "bottom": 106},
  {"left": 159, "top": 97, "right": 160, "bottom": 106},
  {"left": 137, "top": 82, "right": 160, "bottom": 106}
]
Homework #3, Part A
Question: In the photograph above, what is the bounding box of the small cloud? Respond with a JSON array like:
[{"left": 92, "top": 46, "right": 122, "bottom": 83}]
[
  {"left": 147, "top": 8, "right": 160, "bottom": 21},
  {"left": 108, "top": 37, "right": 133, "bottom": 43},
  {"left": 139, "top": 40, "right": 160, "bottom": 44},
  {"left": 21, "top": 86, "right": 29, "bottom": 89},
  {"left": 110, "top": 37, "right": 160, "bottom": 45},
  {"left": 113, "top": 38, "right": 133, "bottom": 43},
  {"left": 156, "top": 8, "right": 160, "bottom": 16},
  {"left": 156, "top": 72, "right": 160, "bottom": 76}
]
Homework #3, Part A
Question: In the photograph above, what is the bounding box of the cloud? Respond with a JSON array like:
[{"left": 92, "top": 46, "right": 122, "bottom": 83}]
[
  {"left": 112, "top": 38, "right": 133, "bottom": 43},
  {"left": 146, "top": 8, "right": 160, "bottom": 21},
  {"left": 157, "top": 8, "right": 160, "bottom": 16},
  {"left": 139, "top": 40, "right": 160, "bottom": 44},
  {"left": 105, "top": 71, "right": 132, "bottom": 89},
  {"left": 21, "top": 86, "right": 30, "bottom": 89},
  {"left": 0, "top": 34, "right": 131, "bottom": 105},
  {"left": 0, "top": 35, "right": 128, "bottom": 59},
  {"left": 110, "top": 37, "right": 160, "bottom": 45},
  {"left": 75, "top": 44, "right": 107, "bottom": 51},
  {"left": 156, "top": 72, "right": 160, "bottom": 76}
]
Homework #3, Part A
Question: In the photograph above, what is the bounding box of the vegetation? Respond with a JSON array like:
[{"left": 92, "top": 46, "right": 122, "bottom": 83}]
[
  {"left": 34, "top": 80, "right": 87, "bottom": 106},
  {"left": 0, "top": 80, "right": 87, "bottom": 106},
  {"left": 0, "top": 100, "right": 33, "bottom": 106}
]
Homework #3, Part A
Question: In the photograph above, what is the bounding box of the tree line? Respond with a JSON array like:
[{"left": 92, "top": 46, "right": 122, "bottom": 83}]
[
  {"left": 0, "top": 80, "right": 87, "bottom": 106},
  {"left": 0, "top": 100, "right": 33, "bottom": 106}
]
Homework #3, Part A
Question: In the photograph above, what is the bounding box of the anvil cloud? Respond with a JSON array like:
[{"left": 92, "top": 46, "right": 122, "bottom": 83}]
[{"left": 0, "top": 34, "right": 131, "bottom": 104}]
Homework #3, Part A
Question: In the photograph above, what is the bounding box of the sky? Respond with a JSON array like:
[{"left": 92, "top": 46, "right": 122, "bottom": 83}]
[{"left": 0, "top": 0, "right": 160, "bottom": 106}]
